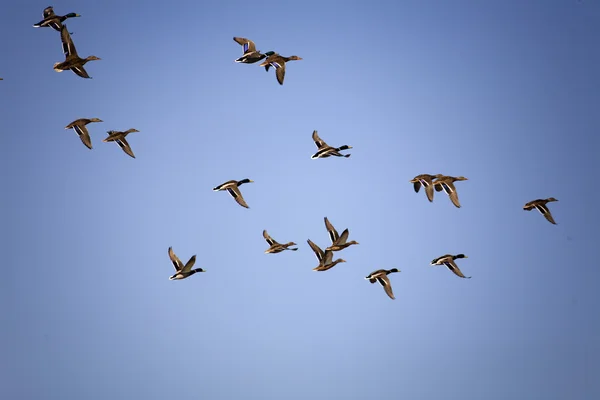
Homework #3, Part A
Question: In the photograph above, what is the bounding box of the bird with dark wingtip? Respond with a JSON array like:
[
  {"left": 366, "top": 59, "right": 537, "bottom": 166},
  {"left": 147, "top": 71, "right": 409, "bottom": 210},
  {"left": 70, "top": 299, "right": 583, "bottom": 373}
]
[
  {"left": 168, "top": 247, "right": 205, "bottom": 280},
  {"left": 523, "top": 197, "right": 559, "bottom": 225},
  {"left": 365, "top": 268, "right": 400, "bottom": 300}
]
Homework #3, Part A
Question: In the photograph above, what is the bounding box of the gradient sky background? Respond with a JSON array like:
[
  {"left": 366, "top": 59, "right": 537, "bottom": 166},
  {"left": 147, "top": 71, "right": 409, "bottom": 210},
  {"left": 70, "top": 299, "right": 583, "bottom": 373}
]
[{"left": 3, "top": 1, "right": 600, "bottom": 399}]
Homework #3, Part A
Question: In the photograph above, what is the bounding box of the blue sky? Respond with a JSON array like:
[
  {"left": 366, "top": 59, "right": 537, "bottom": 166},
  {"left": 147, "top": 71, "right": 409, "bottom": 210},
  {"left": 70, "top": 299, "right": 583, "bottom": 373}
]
[{"left": 3, "top": 1, "right": 600, "bottom": 399}]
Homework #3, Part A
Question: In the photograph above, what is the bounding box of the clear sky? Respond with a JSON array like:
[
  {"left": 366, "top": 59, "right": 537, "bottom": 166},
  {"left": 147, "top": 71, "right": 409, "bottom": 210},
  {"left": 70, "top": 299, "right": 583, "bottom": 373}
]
[{"left": 3, "top": 1, "right": 600, "bottom": 399}]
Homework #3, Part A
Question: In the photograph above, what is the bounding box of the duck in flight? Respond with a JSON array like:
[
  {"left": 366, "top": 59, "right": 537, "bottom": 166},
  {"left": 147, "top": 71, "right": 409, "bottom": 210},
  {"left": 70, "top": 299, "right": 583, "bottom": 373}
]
[
  {"left": 54, "top": 25, "right": 100, "bottom": 79},
  {"left": 33, "top": 6, "right": 80, "bottom": 32},
  {"left": 430, "top": 254, "right": 471, "bottom": 279},
  {"left": 263, "top": 230, "right": 298, "bottom": 253},
  {"left": 103, "top": 129, "right": 140, "bottom": 158},
  {"left": 259, "top": 52, "right": 302, "bottom": 85},
  {"left": 168, "top": 247, "right": 205, "bottom": 280},
  {"left": 213, "top": 179, "right": 254, "bottom": 208},
  {"left": 523, "top": 197, "right": 558, "bottom": 225},
  {"left": 310, "top": 130, "right": 352, "bottom": 159},
  {"left": 365, "top": 268, "right": 400, "bottom": 300},
  {"left": 64, "top": 118, "right": 103, "bottom": 149}
]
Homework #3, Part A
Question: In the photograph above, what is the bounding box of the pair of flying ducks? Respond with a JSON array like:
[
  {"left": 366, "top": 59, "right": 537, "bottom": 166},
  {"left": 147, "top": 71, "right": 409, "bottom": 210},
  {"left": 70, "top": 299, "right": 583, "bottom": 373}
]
[
  {"left": 233, "top": 37, "right": 302, "bottom": 85},
  {"left": 65, "top": 118, "right": 140, "bottom": 158}
]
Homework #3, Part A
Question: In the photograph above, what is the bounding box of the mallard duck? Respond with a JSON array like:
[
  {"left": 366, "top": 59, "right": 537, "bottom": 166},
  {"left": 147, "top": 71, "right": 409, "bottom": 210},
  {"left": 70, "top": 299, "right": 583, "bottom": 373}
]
[
  {"left": 233, "top": 37, "right": 273, "bottom": 64},
  {"left": 410, "top": 174, "right": 439, "bottom": 202},
  {"left": 64, "top": 118, "right": 103, "bottom": 149},
  {"left": 168, "top": 247, "right": 205, "bottom": 280},
  {"left": 430, "top": 254, "right": 470, "bottom": 279},
  {"left": 263, "top": 230, "right": 298, "bottom": 253},
  {"left": 33, "top": 6, "right": 80, "bottom": 31},
  {"left": 365, "top": 268, "right": 400, "bottom": 300},
  {"left": 523, "top": 197, "right": 558, "bottom": 225},
  {"left": 323, "top": 217, "right": 359, "bottom": 251},
  {"left": 213, "top": 179, "right": 254, "bottom": 208},
  {"left": 54, "top": 25, "right": 100, "bottom": 78},
  {"left": 103, "top": 129, "right": 140, "bottom": 158},
  {"left": 307, "top": 239, "right": 346, "bottom": 271},
  {"left": 259, "top": 53, "right": 302, "bottom": 85},
  {"left": 432, "top": 175, "right": 468, "bottom": 208},
  {"left": 310, "top": 130, "right": 352, "bottom": 159}
]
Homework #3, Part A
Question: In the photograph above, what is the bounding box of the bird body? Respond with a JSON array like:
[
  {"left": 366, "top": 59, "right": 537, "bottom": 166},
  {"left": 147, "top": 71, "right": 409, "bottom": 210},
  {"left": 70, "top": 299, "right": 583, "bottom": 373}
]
[
  {"left": 307, "top": 239, "right": 346, "bottom": 271},
  {"left": 33, "top": 6, "right": 80, "bottom": 31},
  {"left": 54, "top": 25, "right": 100, "bottom": 78},
  {"left": 259, "top": 53, "right": 302, "bottom": 85},
  {"left": 263, "top": 230, "right": 298, "bottom": 253},
  {"left": 430, "top": 254, "right": 470, "bottom": 278},
  {"left": 432, "top": 175, "right": 468, "bottom": 208},
  {"left": 103, "top": 129, "right": 140, "bottom": 158},
  {"left": 213, "top": 179, "right": 254, "bottom": 208},
  {"left": 168, "top": 247, "right": 204, "bottom": 280},
  {"left": 64, "top": 118, "right": 103, "bottom": 149},
  {"left": 310, "top": 130, "right": 352, "bottom": 159},
  {"left": 410, "top": 174, "right": 439, "bottom": 202},
  {"left": 365, "top": 268, "right": 400, "bottom": 299},
  {"left": 523, "top": 198, "right": 558, "bottom": 224}
]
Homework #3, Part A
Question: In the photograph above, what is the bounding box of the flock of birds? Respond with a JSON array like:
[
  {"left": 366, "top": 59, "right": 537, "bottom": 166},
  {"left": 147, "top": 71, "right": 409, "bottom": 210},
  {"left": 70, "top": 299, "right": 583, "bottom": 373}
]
[{"left": 23, "top": 7, "right": 561, "bottom": 300}]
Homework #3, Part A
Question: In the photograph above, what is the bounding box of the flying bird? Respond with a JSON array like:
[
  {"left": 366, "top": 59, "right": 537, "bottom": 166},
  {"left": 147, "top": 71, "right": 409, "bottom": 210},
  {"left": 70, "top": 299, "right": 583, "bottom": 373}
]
[
  {"left": 64, "top": 118, "right": 103, "bottom": 149},
  {"left": 365, "top": 268, "right": 400, "bottom": 300},
  {"left": 259, "top": 52, "right": 302, "bottom": 85},
  {"left": 263, "top": 230, "right": 298, "bottom": 253},
  {"left": 54, "top": 25, "right": 100, "bottom": 79},
  {"left": 168, "top": 247, "right": 205, "bottom": 280},
  {"left": 307, "top": 239, "right": 346, "bottom": 271},
  {"left": 323, "top": 217, "right": 359, "bottom": 251},
  {"left": 310, "top": 130, "right": 352, "bottom": 159},
  {"left": 523, "top": 198, "right": 559, "bottom": 225},
  {"left": 213, "top": 179, "right": 254, "bottom": 208},
  {"left": 432, "top": 175, "right": 468, "bottom": 208},
  {"left": 33, "top": 6, "right": 80, "bottom": 32},
  {"left": 233, "top": 37, "right": 273, "bottom": 64},
  {"left": 103, "top": 129, "right": 140, "bottom": 158},
  {"left": 430, "top": 254, "right": 471, "bottom": 279},
  {"left": 410, "top": 174, "right": 439, "bottom": 202}
]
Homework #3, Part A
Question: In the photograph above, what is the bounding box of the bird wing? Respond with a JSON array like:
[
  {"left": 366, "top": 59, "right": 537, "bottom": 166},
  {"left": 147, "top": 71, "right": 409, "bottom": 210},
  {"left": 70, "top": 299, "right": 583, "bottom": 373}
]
[
  {"left": 168, "top": 247, "right": 184, "bottom": 271},
  {"left": 536, "top": 204, "right": 557, "bottom": 224},
  {"left": 263, "top": 230, "right": 278, "bottom": 245},
  {"left": 274, "top": 61, "right": 286, "bottom": 85},
  {"left": 336, "top": 229, "right": 349, "bottom": 246},
  {"left": 71, "top": 65, "right": 91, "bottom": 79},
  {"left": 116, "top": 137, "right": 135, "bottom": 158},
  {"left": 440, "top": 181, "right": 461, "bottom": 207},
  {"left": 443, "top": 260, "right": 471, "bottom": 279},
  {"left": 312, "top": 130, "right": 329, "bottom": 149},
  {"left": 226, "top": 186, "right": 249, "bottom": 208},
  {"left": 307, "top": 239, "right": 324, "bottom": 263},
  {"left": 324, "top": 217, "right": 339, "bottom": 244},
  {"left": 180, "top": 255, "right": 197, "bottom": 273},
  {"left": 60, "top": 24, "right": 78, "bottom": 57},
  {"left": 73, "top": 124, "right": 92, "bottom": 149},
  {"left": 377, "top": 276, "right": 395, "bottom": 299},
  {"left": 413, "top": 180, "right": 422, "bottom": 193},
  {"left": 233, "top": 37, "right": 256, "bottom": 53}
]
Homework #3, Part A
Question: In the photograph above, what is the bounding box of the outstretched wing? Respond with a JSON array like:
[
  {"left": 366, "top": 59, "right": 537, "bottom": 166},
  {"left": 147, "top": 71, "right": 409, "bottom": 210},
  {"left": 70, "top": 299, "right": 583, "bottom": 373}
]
[
  {"left": 116, "top": 137, "right": 135, "bottom": 158},
  {"left": 181, "top": 255, "right": 197, "bottom": 273},
  {"left": 168, "top": 247, "right": 184, "bottom": 271},
  {"left": 443, "top": 260, "right": 471, "bottom": 279},
  {"left": 73, "top": 124, "right": 92, "bottom": 149},
  {"left": 312, "top": 130, "right": 329, "bottom": 149},
  {"left": 324, "top": 217, "right": 339, "bottom": 244},
  {"left": 536, "top": 204, "right": 557, "bottom": 224},
  {"left": 226, "top": 186, "right": 249, "bottom": 208},
  {"left": 43, "top": 6, "right": 55, "bottom": 18},
  {"left": 307, "top": 239, "right": 324, "bottom": 263},
  {"left": 233, "top": 37, "right": 256, "bottom": 53},
  {"left": 60, "top": 24, "right": 77, "bottom": 56},
  {"left": 377, "top": 275, "right": 395, "bottom": 299},
  {"left": 263, "top": 230, "right": 278, "bottom": 245}
]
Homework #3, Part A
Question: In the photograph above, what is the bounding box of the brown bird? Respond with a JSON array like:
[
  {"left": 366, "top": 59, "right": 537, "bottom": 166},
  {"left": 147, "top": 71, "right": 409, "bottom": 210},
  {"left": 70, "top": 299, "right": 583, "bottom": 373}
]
[
  {"left": 64, "top": 118, "right": 103, "bottom": 149},
  {"left": 430, "top": 254, "right": 471, "bottom": 279},
  {"left": 523, "top": 198, "right": 559, "bottom": 225},
  {"left": 410, "top": 174, "right": 439, "bottom": 202},
  {"left": 103, "top": 129, "right": 140, "bottom": 158},
  {"left": 433, "top": 175, "right": 468, "bottom": 208},
  {"left": 213, "top": 179, "right": 254, "bottom": 208},
  {"left": 259, "top": 53, "right": 302, "bottom": 85},
  {"left": 54, "top": 25, "right": 100, "bottom": 79},
  {"left": 323, "top": 217, "right": 359, "bottom": 252},
  {"left": 263, "top": 230, "right": 298, "bottom": 253},
  {"left": 307, "top": 239, "right": 346, "bottom": 271},
  {"left": 365, "top": 268, "right": 400, "bottom": 300},
  {"left": 168, "top": 247, "right": 204, "bottom": 280}
]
